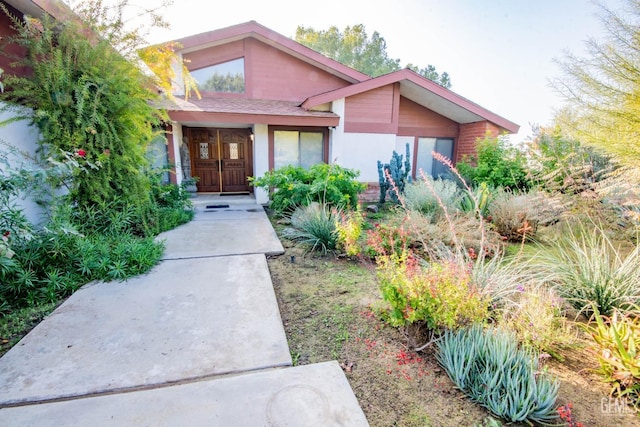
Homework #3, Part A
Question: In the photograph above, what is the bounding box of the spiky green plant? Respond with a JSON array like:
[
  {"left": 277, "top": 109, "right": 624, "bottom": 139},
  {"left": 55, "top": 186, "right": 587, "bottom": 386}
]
[
  {"left": 534, "top": 222, "right": 640, "bottom": 317},
  {"left": 436, "top": 325, "right": 560, "bottom": 425},
  {"left": 287, "top": 203, "right": 339, "bottom": 254}
]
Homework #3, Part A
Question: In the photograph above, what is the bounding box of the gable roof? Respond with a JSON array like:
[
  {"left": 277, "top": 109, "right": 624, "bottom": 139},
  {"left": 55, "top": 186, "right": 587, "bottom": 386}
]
[
  {"left": 169, "top": 21, "right": 519, "bottom": 134},
  {"left": 302, "top": 68, "right": 520, "bottom": 133},
  {"left": 172, "top": 21, "right": 370, "bottom": 85}
]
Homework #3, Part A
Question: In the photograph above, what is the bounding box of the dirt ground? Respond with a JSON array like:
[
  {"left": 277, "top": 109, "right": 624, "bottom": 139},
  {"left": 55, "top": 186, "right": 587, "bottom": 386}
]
[{"left": 267, "top": 234, "right": 640, "bottom": 426}]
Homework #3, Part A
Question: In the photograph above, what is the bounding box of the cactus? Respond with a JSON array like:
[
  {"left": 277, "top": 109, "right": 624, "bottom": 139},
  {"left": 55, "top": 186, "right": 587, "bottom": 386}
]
[{"left": 377, "top": 143, "right": 411, "bottom": 205}]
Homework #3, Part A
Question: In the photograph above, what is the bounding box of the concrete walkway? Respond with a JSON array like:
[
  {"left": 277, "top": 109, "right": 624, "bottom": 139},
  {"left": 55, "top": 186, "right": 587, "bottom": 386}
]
[{"left": 0, "top": 195, "right": 369, "bottom": 426}]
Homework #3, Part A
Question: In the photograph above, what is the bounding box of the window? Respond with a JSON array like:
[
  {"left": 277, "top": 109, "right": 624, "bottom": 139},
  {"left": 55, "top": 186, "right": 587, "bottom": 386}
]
[
  {"left": 415, "top": 138, "right": 454, "bottom": 179},
  {"left": 190, "top": 58, "right": 245, "bottom": 93},
  {"left": 274, "top": 130, "right": 324, "bottom": 169}
]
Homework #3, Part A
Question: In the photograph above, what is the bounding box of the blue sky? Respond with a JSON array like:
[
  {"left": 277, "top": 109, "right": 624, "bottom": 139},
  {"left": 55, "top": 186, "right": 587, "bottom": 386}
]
[{"left": 136, "top": 0, "right": 618, "bottom": 143}]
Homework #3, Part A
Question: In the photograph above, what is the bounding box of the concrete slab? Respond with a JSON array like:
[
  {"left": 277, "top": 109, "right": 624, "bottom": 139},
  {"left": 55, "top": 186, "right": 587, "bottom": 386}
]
[
  {"left": 1, "top": 362, "right": 369, "bottom": 427},
  {"left": 157, "top": 207, "right": 284, "bottom": 259},
  {"left": 0, "top": 255, "right": 291, "bottom": 406}
]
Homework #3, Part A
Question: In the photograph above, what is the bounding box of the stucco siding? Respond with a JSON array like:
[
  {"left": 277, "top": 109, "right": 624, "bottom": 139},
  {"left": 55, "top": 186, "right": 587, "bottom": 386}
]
[
  {"left": 0, "top": 105, "right": 45, "bottom": 224},
  {"left": 253, "top": 123, "right": 269, "bottom": 204},
  {"left": 336, "top": 132, "right": 398, "bottom": 182}
]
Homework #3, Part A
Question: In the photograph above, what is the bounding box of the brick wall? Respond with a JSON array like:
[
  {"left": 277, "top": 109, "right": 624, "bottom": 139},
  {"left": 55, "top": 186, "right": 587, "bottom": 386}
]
[
  {"left": 456, "top": 121, "right": 502, "bottom": 163},
  {"left": 358, "top": 182, "right": 381, "bottom": 204}
]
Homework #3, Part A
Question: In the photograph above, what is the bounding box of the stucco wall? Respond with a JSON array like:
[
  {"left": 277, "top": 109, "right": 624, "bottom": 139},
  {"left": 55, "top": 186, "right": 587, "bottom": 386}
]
[
  {"left": 253, "top": 123, "right": 269, "bottom": 204},
  {"left": 0, "top": 105, "right": 46, "bottom": 224},
  {"left": 335, "top": 132, "right": 398, "bottom": 182}
]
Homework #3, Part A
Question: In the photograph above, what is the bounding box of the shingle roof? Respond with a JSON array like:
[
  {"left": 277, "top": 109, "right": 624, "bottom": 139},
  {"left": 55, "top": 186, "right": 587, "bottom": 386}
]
[{"left": 158, "top": 97, "right": 339, "bottom": 119}]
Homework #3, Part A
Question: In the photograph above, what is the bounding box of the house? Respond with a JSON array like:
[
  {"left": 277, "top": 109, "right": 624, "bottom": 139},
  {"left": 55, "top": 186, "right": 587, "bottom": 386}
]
[{"left": 160, "top": 21, "right": 519, "bottom": 204}]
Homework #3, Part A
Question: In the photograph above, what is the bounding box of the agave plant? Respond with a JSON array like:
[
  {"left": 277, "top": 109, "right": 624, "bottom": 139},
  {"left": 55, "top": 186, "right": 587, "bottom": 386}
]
[{"left": 436, "top": 325, "right": 560, "bottom": 425}]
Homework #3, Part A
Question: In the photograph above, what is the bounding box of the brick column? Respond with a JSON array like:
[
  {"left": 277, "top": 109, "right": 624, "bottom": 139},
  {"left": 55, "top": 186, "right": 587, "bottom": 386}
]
[{"left": 456, "top": 121, "right": 501, "bottom": 163}]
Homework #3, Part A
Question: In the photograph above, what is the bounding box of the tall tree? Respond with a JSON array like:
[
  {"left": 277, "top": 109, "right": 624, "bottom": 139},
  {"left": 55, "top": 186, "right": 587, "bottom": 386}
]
[
  {"left": 295, "top": 24, "right": 452, "bottom": 88},
  {"left": 552, "top": 0, "right": 640, "bottom": 163}
]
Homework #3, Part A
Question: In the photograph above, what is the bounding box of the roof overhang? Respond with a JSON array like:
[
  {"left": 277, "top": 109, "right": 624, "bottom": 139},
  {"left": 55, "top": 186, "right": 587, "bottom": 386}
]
[
  {"left": 160, "top": 97, "right": 340, "bottom": 128},
  {"left": 302, "top": 68, "right": 520, "bottom": 133}
]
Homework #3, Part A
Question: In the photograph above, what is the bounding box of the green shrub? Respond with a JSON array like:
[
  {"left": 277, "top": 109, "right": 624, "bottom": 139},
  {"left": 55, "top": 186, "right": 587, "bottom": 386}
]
[
  {"left": 457, "top": 134, "right": 531, "bottom": 191},
  {"left": 585, "top": 305, "right": 640, "bottom": 406},
  {"left": 0, "top": 11, "right": 164, "bottom": 212},
  {"left": 535, "top": 223, "right": 640, "bottom": 317},
  {"left": 365, "top": 220, "right": 411, "bottom": 260},
  {"left": 437, "top": 325, "right": 560, "bottom": 425},
  {"left": 249, "top": 163, "right": 365, "bottom": 214},
  {"left": 335, "top": 208, "right": 364, "bottom": 257},
  {"left": 286, "top": 203, "right": 339, "bottom": 254},
  {"left": 376, "top": 252, "right": 489, "bottom": 331},
  {"left": 403, "top": 176, "right": 459, "bottom": 219}
]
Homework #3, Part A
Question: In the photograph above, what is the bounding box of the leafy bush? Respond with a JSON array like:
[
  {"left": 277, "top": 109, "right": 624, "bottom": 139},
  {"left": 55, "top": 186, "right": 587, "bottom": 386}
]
[
  {"left": 249, "top": 164, "right": 365, "bottom": 214},
  {"left": 0, "top": 11, "right": 164, "bottom": 212},
  {"left": 403, "top": 176, "right": 459, "bottom": 219},
  {"left": 335, "top": 208, "right": 364, "bottom": 257},
  {"left": 585, "top": 306, "right": 640, "bottom": 406},
  {"left": 1, "top": 204, "right": 165, "bottom": 308},
  {"left": 437, "top": 325, "right": 560, "bottom": 425},
  {"left": 457, "top": 134, "right": 531, "bottom": 191},
  {"left": 535, "top": 223, "right": 640, "bottom": 317},
  {"left": 365, "top": 220, "right": 411, "bottom": 260},
  {"left": 376, "top": 251, "right": 489, "bottom": 331},
  {"left": 286, "top": 203, "right": 339, "bottom": 254},
  {"left": 0, "top": 153, "right": 186, "bottom": 313}
]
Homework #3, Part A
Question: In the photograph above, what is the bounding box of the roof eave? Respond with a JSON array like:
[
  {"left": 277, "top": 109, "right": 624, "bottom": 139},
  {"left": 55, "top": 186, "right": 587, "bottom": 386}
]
[{"left": 302, "top": 68, "right": 520, "bottom": 134}]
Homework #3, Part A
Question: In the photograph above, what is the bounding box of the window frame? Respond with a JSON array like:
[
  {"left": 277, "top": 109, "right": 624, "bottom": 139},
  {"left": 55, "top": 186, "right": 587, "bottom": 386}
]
[
  {"left": 268, "top": 126, "right": 329, "bottom": 170},
  {"left": 190, "top": 57, "right": 246, "bottom": 95},
  {"left": 413, "top": 137, "right": 455, "bottom": 179}
]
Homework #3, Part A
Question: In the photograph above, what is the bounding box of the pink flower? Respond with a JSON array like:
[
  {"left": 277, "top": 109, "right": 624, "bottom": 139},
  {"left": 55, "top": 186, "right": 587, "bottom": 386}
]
[{"left": 76, "top": 149, "right": 86, "bottom": 158}]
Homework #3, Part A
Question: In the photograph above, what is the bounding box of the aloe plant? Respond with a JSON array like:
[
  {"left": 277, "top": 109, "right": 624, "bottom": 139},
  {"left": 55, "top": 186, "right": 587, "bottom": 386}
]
[
  {"left": 586, "top": 305, "right": 640, "bottom": 401},
  {"left": 436, "top": 325, "right": 560, "bottom": 425}
]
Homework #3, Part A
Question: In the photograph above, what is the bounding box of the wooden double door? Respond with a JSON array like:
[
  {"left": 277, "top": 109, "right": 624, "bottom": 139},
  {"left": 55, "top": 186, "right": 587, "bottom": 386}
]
[{"left": 186, "top": 127, "right": 253, "bottom": 193}]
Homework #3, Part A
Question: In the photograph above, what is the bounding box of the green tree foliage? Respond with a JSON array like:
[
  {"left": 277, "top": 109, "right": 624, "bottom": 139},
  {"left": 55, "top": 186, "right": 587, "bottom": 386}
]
[
  {"left": 0, "top": 8, "right": 164, "bottom": 211},
  {"left": 552, "top": 0, "right": 640, "bottom": 163},
  {"left": 295, "top": 24, "right": 452, "bottom": 88},
  {"left": 201, "top": 73, "right": 245, "bottom": 93}
]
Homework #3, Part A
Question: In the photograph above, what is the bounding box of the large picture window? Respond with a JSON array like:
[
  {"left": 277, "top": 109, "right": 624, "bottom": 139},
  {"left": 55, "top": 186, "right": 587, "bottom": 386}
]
[
  {"left": 190, "top": 58, "right": 245, "bottom": 93},
  {"left": 415, "top": 137, "right": 454, "bottom": 179},
  {"left": 274, "top": 130, "right": 324, "bottom": 169}
]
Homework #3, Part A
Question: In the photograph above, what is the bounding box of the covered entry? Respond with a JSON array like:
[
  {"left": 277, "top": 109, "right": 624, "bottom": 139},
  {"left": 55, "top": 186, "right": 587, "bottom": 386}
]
[{"left": 185, "top": 127, "right": 253, "bottom": 193}]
